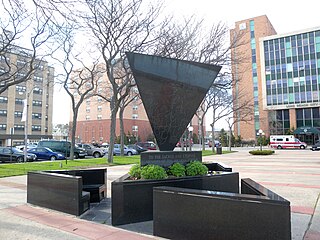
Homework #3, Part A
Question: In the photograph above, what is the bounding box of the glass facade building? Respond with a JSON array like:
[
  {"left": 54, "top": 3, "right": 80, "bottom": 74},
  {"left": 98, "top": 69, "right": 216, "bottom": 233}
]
[{"left": 261, "top": 27, "right": 320, "bottom": 138}]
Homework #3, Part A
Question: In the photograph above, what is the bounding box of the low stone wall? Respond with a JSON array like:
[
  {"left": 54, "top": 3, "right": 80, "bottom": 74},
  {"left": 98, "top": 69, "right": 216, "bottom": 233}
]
[
  {"left": 111, "top": 171, "right": 239, "bottom": 226},
  {"left": 153, "top": 179, "right": 291, "bottom": 240}
]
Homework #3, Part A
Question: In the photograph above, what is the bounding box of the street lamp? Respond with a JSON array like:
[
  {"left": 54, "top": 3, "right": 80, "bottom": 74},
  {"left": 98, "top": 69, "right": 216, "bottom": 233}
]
[
  {"left": 188, "top": 125, "right": 193, "bottom": 151},
  {"left": 20, "top": 85, "right": 38, "bottom": 162},
  {"left": 257, "top": 129, "right": 265, "bottom": 151}
]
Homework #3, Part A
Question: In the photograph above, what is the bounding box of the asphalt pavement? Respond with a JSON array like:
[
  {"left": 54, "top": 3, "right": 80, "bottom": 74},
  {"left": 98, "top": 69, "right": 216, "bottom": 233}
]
[{"left": 0, "top": 147, "right": 319, "bottom": 239}]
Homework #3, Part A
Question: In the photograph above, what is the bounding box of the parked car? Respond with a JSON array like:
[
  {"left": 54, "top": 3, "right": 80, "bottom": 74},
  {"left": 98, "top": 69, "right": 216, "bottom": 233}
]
[
  {"left": 136, "top": 142, "right": 157, "bottom": 150},
  {"left": 127, "top": 144, "right": 148, "bottom": 154},
  {"left": 176, "top": 140, "right": 193, "bottom": 147},
  {"left": 208, "top": 140, "right": 221, "bottom": 148},
  {"left": 310, "top": 140, "right": 320, "bottom": 151},
  {"left": 27, "top": 147, "right": 66, "bottom": 161},
  {"left": 0, "top": 147, "right": 37, "bottom": 163},
  {"left": 77, "top": 143, "right": 107, "bottom": 158},
  {"left": 112, "top": 144, "right": 138, "bottom": 156},
  {"left": 37, "top": 140, "right": 87, "bottom": 159},
  {"left": 15, "top": 144, "right": 37, "bottom": 151}
]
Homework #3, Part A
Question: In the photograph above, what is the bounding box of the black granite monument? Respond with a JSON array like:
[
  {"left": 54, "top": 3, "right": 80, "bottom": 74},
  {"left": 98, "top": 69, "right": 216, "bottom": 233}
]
[{"left": 126, "top": 52, "right": 221, "bottom": 151}]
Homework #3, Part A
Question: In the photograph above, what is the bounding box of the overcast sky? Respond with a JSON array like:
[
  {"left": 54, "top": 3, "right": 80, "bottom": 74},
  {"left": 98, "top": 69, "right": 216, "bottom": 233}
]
[{"left": 53, "top": 0, "right": 320, "bottom": 130}]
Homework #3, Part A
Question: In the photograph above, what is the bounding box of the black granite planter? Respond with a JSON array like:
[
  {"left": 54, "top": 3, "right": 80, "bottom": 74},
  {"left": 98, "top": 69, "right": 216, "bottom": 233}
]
[
  {"left": 153, "top": 178, "right": 291, "bottom": 240},
  {"left": 111, "top": 170, "right": 239, "bottom": 226},
  {"left": 27, "top": 168, "right": 107, "bottom": 216}
]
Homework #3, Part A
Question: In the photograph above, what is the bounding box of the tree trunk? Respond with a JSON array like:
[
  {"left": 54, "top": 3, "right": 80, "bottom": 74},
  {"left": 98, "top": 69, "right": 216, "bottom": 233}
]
[
  {"left": 228, "top": 126, "right": 233, "bottom": 151},
  {"left": 70, "top": 110, "right": 78, "bottom": 160},
  {"left": 107, "top": 98, "right": 118, "bottom": 163},
  {"left": 119, "top": 106, "right": 125, "bottom": 156},
  {"left": 200, "top": 119, "right": 205, "bottom": 150}
]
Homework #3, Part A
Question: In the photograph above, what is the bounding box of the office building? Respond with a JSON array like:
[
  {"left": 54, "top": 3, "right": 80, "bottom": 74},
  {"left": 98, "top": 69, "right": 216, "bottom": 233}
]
[{"left": 231, "top": 15, "right": 320, "bottom": 144}]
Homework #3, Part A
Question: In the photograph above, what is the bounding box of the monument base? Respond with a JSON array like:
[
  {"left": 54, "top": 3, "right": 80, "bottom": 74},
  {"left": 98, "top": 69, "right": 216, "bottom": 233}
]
[{"left": 140, "top": 151, "right": 202, "bottom": 168}]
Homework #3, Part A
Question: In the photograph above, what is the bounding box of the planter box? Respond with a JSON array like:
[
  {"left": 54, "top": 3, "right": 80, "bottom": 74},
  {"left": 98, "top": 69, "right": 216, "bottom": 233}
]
[
  {"left": 153, "top": 178, "right": 291, "bottom": 240},
  {"left": 112, "top": 170, "right": 239, "bottom": 226}
]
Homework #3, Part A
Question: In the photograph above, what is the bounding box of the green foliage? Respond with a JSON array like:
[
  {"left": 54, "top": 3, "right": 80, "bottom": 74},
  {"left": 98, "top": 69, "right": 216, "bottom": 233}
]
[
  {"left": 219, "top": 128, "right": 228, "bottom": 147},
  {"left": 249, "top": 150, "right": 275, "bottom": 155},
  {"left": 141, "top": 165, "right": 167, "bottom": 180},
  {"left": 234, "top": 135, "right": 242, "bottom": 147},
  {"left": 128, "top": 164, "right": 141, "bottom": 179},
  {"left": 167, "top": 163, "right": 186, "bottom": 177},
  {"left": 257, "top": 135, "right": 269, "bottom": 146},
  {"left": 285, "top": 127, "right": 295, "bottom": 135},
  {"left": 192, "top": 133, "right": 199, "bottom": 144},
  {"left": 185, "top": 161, "right": 208, "bottom": 176}
]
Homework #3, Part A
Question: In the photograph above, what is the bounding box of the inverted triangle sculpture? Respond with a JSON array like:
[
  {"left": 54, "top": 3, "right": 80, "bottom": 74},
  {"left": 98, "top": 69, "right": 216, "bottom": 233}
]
[{"left": 126, "top": 52, "right": 221, "bottom": 151}]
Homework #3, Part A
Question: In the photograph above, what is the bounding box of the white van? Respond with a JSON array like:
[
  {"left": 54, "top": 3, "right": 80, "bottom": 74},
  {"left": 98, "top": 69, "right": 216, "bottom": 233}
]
[{"left": 269, "top": 135, "right": 307, "bottom": 149}]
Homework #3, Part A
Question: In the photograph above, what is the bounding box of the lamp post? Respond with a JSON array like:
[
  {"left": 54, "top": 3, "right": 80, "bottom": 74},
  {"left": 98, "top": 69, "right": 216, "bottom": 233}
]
[
  {"left": 257, "top": 129, "right": 265, "bottom": 151},
  {"left": 21, "top": 92, "right": 30, "bottom": 163},
  {"left": 188, "top": 125, "right": 193, "bottom": 151}
]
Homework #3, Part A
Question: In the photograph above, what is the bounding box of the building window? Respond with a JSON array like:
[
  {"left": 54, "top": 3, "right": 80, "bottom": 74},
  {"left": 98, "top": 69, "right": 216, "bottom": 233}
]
[
  {"left": 86, "top": 107, "right": 90, "bottom": 113},
  {"left": 132, "top": 125, "right": 138, "bottom": 132},
  {"left": 15, "top": 85, "right": 26, "bottom": 92},
  {"left": 86, "top": 99, "right": 90, "bottom": 105},
  {"left": 15, "top": 98, "right": 24, "bottom": 105},
  {"left": 86, "top": 115, "right": 90, "bottom": 120},
  {"left": 132, "top": 114, "right": 138, "bottom": 119},
  {"left": 97, "top": 97, "right": 103, "bottom": 103},
  {"left": 32, "top": 113, "right": 42, "bottom": 119},
  {"left": 33, "top": 88, "right": 43, "bottom": 95},
  {"left": 14, "top": 125, "right": 24, "bottom": 131},
  {"left": 0, "top": 124, "right": 6, "bottom": 130},
  {"left": 33, "top": 100, "right": 42, "bottom": 106},
  {"left": 97, "top": 106, "right": 102, "bottom": 112},
  {"left": 14, "top": 111, "right": 23, "bottom": 118},
  {"left": 34, "top": 76, "right": 43, "bottom": 82},
  {"left": 0, "top": 110, "right": 7, "bottom": 116},
  {"left": 97, "top": 114, "right": 102, "bottom": 120},
  {"left": 132, "top": 105, "right": 138, "bottom": 110},
  {"left": 0, "top": 96, "right": 8, "bottom": 103},
  {"left": 32, "top": 125, "right": 41, "bottom": 131}
]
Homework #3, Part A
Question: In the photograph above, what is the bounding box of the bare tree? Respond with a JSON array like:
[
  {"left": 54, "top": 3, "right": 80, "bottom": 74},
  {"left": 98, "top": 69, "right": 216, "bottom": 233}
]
[
  {"left": 153, "top": 17, "right": 248, "bottom": 151},
  {"left": 119, "top": 86, "right": 139, "bottom": 155},
  {"left": 53, "top": 27, "right": 103, "bottom": 159},
  {"left": 0, "top": 0, "right": 58, "bottom": 94},
  {"left": 83, "top": 0, "right": 163, "bottom": 163},
  {"left": 225, "top": 91, "right": 254, "bottom": 151}
]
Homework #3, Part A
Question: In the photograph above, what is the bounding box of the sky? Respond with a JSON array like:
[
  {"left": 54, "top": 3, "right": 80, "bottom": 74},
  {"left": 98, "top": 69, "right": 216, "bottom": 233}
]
[{"left": 53, "top": 0, "right": 320, "bottom": 130}]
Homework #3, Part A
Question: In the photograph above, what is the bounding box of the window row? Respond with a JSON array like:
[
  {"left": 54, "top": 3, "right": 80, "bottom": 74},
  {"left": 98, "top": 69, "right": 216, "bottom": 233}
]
[
  {"left": 266, "top": 92, "right": 320, "bottom": 105},
  {"left": 264, "top": 31, "right": 320, "bottom": 52},
  {"left": 265, "top": 53, "right": 320, "bottom": 67}
]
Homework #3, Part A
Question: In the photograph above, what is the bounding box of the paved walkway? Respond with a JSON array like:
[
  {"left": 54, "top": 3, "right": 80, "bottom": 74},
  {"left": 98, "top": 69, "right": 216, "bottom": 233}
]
[{"left": 0, "top": 148, "right": 319, "bottom": 239}]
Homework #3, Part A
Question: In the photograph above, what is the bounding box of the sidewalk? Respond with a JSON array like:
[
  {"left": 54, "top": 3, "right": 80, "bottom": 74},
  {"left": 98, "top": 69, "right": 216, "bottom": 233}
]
[{"left": 0, "top": 149, "right": 320, "bottom": 239}]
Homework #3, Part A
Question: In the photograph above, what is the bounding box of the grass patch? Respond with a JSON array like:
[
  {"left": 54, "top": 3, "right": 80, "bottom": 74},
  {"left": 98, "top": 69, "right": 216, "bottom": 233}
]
[
  {"left": 0, "top": 150, "right": 231, "bottom": 178},
  {"left": 0, "top": 155, "right": 140, "bottom": 178}
]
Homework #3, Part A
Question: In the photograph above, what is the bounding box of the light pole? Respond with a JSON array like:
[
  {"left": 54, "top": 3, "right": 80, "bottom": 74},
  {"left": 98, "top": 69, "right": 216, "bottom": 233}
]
[
  {"left": 257, "top": 129, "right": 265, "bottom": 151},
  {"left": 188, "top": 125, "right": 193, "bottom": 151},
  {"left": 21, "top": 92, "right": 30, "bottom": 163}
]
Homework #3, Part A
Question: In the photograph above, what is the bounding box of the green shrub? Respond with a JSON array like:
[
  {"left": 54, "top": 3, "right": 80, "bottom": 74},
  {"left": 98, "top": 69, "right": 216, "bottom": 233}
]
[
  {"left": 185, "top": 161, "right": 208, "bottom": 176},
  {"left": 249, "top": 150, "right": 275, "bottom": 155},
  {"left": 141, "top": 165, "right": 168, "bottom": 180},
  {"left": 168, "top": 163, "right": 186, "bottom": 177},
  {"left": 128, "top": 164, "right": 142, "bottom": 179}
]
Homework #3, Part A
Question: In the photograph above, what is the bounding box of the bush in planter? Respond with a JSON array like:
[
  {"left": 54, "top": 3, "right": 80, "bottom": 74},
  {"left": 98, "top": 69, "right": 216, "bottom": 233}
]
[
  {"left": 167, "top": 163, "right": 186, "bottom": 177},
  {"left": 141, "top": 165, "right": 168, "bottom": 180},
  {"left": 186, "top": 161, "right": 208, "bottom": 176},
  {"left": 249, "top": 150, "right": 275, "bottom": 155},
  {"left": 129, "top": 164, "right": 142, "bottom": 179}
]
